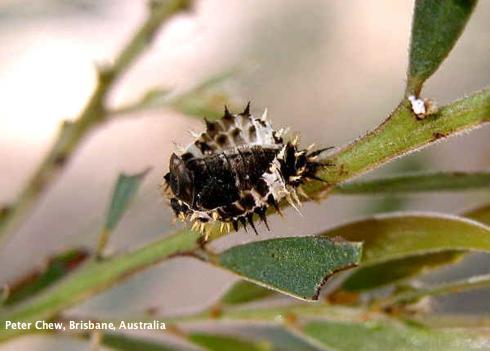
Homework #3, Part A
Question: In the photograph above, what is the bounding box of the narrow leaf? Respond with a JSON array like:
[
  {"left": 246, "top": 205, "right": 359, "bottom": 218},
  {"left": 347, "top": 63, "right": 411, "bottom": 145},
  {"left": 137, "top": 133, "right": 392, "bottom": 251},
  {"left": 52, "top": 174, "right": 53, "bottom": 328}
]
[
  {"left": 407, "top": 0, "right": 478, "bottom": 94},
  {"left": 3, "top": 248, "right": 89, "bottom": 306},
  {"left": 412, "top": 313, "right": 490, "bottom": 329},
  {"left": 334, "top": 171, "right": 490, "bottom": 194},
  {"left": 386, "top": 273, "right": 490, "bottom": 306},
  {"left": 407, "top": 0, "right": 477, "bottom": 95},
  {"left": 0, "top": 230, "right": 201, "bottom": 342},
  {"left": 100, "top": 333, "right": 181, "bottom": 351},
  {"left": 109, "top": 70, "right": 237, "bottom": 118},
  {"left": 168, "top": 69, "right": 238, "bottom": 120},
  {"left": 301, "top": 320, "right": 488, "bottom": 351},
  {"left": 341, "top": 251, "right": 463, "bottom": 292},
  {"left": 220, "top": 280, "right": 276, "bottom": 305},
  {"left": 465, "top": 204, "right": 490, "bottom": 224},
  {"left": 105, "top": 169, "right": 150, "bottom": 231},
  {"left": 97, "top": 169, "right": 150, "bottom": 256},
  {"left": 339, "top": 206, "right": 490, "bottom": 292},
  {"left": 189, "top": 333, "right": 272, "bottom": 351},
  {"left": 320, "top": 213, "right": 490, "bottom": 266},
  {"left": 217, "top": 237, "right": 362, "bottom": 300}
]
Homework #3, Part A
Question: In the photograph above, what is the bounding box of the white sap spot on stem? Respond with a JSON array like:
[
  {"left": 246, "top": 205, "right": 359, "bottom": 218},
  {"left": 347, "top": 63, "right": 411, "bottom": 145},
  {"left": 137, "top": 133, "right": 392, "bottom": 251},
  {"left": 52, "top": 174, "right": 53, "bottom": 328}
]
[
  {"left": 408, "top": 95, "right": 438, "bottom": 119},
  {"left": 408, "top": 95, "right": 426, "bottom": 117}
]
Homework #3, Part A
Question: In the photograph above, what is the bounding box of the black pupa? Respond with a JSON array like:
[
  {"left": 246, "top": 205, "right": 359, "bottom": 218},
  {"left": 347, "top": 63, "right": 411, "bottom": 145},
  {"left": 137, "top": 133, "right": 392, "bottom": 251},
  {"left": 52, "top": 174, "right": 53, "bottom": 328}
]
[{"left": 163, "top": 103, "right": 331, "bottom": 236}]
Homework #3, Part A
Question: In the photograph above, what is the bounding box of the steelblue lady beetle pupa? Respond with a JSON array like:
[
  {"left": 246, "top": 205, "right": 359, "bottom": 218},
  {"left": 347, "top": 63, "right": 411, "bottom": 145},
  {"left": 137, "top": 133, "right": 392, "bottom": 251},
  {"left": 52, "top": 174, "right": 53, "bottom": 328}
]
[{"left": 163, "top": 103, "right": 331, "bottom": 235}]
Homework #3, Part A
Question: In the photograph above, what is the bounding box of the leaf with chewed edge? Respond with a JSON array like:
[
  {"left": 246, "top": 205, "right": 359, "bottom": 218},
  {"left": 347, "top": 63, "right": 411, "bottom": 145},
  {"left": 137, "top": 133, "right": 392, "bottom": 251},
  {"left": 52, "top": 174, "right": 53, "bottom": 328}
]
[{"left": 217, "top": 237, "right": 362, "bottom": 300}]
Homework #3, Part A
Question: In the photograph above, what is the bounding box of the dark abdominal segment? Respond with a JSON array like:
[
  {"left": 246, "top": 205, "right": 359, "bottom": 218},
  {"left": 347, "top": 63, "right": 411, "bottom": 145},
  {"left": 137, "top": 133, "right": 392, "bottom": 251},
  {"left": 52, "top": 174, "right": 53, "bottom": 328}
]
[{"left": 185, "top": 146, "right": 278, "bottom": 211}]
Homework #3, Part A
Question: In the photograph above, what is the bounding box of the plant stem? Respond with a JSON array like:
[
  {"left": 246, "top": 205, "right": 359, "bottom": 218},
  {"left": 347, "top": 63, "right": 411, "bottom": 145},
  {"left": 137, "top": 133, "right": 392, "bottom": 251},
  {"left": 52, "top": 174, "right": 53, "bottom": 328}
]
[
  {"left": 95, "top": 228, "right": 112, "bottom": 258},
  {"left": 165, "top": 302, "right": 367, "bottom": 324},
  {"left": 0, "top": 89, "right": 488, "bottom": 342},
  {"left": 383, "top": 274, "right": 490, "bottom": 307},
  {"left": 64, "top": 303, "right": 368, "bottom": 326},
  {"left": 0, "top": 0, "right": 192, "bottom": 250},
  {"left": 210, "top": 87, "right": 490, "bottom": 240},
  {"left": 305, "top": 87, "right": 490, "bottom": 196},
  {"left": 0, "top": 230, "right": 200, "bottom": 341}
]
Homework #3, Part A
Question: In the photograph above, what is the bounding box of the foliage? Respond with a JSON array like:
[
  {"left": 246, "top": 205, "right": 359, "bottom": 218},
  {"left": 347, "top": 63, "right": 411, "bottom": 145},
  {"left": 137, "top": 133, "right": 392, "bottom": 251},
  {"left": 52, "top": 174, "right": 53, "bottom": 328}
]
[{"left": 0, "top": 0, "right": 489, "bottom": 350}]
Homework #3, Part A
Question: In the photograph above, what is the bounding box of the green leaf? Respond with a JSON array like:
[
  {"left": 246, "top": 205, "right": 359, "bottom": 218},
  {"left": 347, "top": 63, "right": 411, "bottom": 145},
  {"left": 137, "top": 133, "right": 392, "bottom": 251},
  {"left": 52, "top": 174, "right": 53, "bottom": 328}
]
[
  {"left": 0, "top": 230, "right": 201, "bottom": 342},
  {"left": 334, "top": 171, "right": 490, "bottom": 194},
  {"left": 339, "top": 206, "right": 490, "bottom": 292},
  {"left": 300, "top": 320, "right": 488, "bottom": 351},
  {"left": 465, "top": 204, "right": 490, "bottom": 225},
  {"left": 412, "top": 313, "right": 490, "bottom": 329},
  {"left": 320, "top": 213, "right": 490, "bottom": 266},
  {"left": 341, "top": 251, "right": 463, "bottom": 292},
  {"left": 3, "top": 248, "right": 89, "bottom": 306},
  {"left": 100, "top": 333, "right": 181, "bottom": 351},
  {"left": 104, "top": 169, "right": 150, "bottom": 231},
  {"left": 169, "top": 75, "right": 237, "bottom": 120},
  {"left": 217, "top": 237, "right": 362, "bottom": 300},
  {"left": 97, "top": 169, "right": 150, "bottom": 256},
  {"left": 189, "top": 333, "right": 272, "bottom": 351},
  {"left": 109, "top": 70, "right": 238, "bottom": 119},
  {"left": 407, "top": 0, "right": 478, "bottom": 94},
  {"left": 385, "top": 273, "right": 490, "bottom": 306},
  {"left": 220, "top": 280, "right": 276, "bottom": 305}
]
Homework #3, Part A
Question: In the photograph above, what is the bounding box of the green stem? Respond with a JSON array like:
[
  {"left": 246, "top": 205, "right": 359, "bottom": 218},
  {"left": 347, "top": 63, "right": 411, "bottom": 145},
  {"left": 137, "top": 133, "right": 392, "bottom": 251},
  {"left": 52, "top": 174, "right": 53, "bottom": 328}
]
[
  {"left": 0, "top": 0, "right": 192, "bottom": 250},
  {"left": 95, "top": 228, "right": 111, "bottom": 258},
  {"left": 165, "top": 302, "right": 366, "bottom": 324},
  {"left": 0, "top": 88, "right": 488, "bottom": 341},
  {"left": 210, "top": 88, "right": 490, "bottom": 240},
  {"left": 0, "top": 230, "right": 200, "bottom": 341},
  {"left": 64, "top": 302, "right": 367, "bottom": 326},
  {"left": 384, "top": 274, "right": 490, "bottom": 307},
  {"left": 305, "top": 87, "right": 490, "bottom": 196}
]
